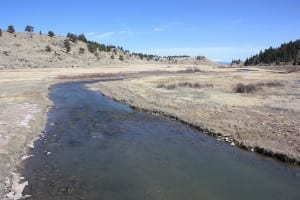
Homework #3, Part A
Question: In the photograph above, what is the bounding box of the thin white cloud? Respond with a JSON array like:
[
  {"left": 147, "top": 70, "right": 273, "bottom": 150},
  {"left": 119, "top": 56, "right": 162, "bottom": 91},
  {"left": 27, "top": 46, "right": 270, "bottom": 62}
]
[
  {"left": 94, "top": 32, "right": 115, "bottom": 39},
  {"left": 85, "top": 30, "right": 134, "bottom": 40},
  {"left": 153, "top": 27, "right": 165, "bottom": 32},
  {"left": 118, "top": 30, "right": 133, "bottom": 34},
  {"left": 86, "top": 32, "right": 97, "bottom": 36}
]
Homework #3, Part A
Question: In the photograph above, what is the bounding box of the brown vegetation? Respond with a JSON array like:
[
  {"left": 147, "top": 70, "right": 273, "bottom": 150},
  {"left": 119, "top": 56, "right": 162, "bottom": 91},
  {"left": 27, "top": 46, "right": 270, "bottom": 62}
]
[
  {"left": 234, "top": 81, "right": 284, "bottom": 93},
  {"left": 158, "top": 82, "right": 214, "bottom": 90}
]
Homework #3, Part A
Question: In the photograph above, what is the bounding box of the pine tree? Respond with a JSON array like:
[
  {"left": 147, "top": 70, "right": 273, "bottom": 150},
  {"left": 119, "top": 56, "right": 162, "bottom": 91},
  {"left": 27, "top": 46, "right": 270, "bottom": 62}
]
[
  {"left": 48, "top": 30, "right": 54, "bottom": 37},
  {"left": 244, "top": 40, "right": 300, "bottom": 66},
  {"left": 66, "top": 32, "right": 78, "bottom": 43},
  {"left": 25, "top": 25, "right": 34, "bottom": 32},
  {"left": 78, "top": 34, "right": 87, "bottom": 42},
  {"left": 7, "top": 25, "right": 15, "bottom": 33},
  {"left": 45, "top": 45, "right": 51, "bottom": 52}
]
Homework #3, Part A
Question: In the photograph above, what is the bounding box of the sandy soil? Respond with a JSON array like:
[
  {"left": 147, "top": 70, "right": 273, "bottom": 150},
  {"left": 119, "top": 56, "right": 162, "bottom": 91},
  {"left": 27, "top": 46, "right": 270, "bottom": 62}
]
[{"left": 87, "top": 66, "right": 300, "bottom": 164}]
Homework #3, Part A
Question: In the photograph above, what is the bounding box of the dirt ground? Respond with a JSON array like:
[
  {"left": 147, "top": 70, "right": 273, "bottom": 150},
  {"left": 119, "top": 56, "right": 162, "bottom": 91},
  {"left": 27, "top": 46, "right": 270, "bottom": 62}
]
[{"left": 0, "top": 64, "right": 299, "bottom": 198}]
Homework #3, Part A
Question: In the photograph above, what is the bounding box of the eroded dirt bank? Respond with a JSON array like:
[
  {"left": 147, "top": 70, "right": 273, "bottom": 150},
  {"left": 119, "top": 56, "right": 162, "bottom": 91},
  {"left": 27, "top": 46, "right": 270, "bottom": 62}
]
[{"left": 0, "top": 80, "right": 53, "bottom": 199}]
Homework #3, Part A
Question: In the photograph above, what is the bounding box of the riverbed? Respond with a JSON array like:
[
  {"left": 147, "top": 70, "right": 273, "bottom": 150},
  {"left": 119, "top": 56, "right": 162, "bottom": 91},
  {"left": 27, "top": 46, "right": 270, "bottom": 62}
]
[{"left": 21, "top": 81, "right": 300, "bottom": 199}]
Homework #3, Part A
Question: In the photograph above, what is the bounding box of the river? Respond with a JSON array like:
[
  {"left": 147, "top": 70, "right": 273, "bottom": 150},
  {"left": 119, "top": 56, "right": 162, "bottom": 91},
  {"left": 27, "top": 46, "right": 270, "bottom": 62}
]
[{"left": 21, "top": 81, "right": 300, "bottom": 199}]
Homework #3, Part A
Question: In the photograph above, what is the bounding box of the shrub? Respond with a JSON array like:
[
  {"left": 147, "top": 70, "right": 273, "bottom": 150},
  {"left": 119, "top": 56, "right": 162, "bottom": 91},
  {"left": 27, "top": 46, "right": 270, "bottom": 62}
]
[
  {"left": 45, "top": 45, "right": 51, "bottom": 52},
  {"left": 264, "top": 81, "right": 283, "bottom": 87},
  {"left": 177, "top": 67, "right": 202, "bottom": 73},
  {"left": 157, "top": 84, "right": 164, "bottom": 88},
  {"left": 0, "top": 29, "right": 2, "bottom": 37},
  {"left": 48, "top": 30, "right": 54, "bottom": 37},
  {"left": 7, "top": 25, "right": 15, "bottom": 33},
  {"left": 87, "top": 42, "right": 97, "bottom": 53},
  {"left": 119, "top": 55, "right": 124, "bottom": 61},
  {"left": 64, "top": 39, "right": 71, "bottom": 53},
  {"left": 287, "top": 66, "right": 300, "bottom": 73},
  {"left": 111, "top": 55, "right": 115, "bottom": 59},
  {"left": 166, "top": 84, "right": 176, "bottom": 89},
  {"left": 79, "top": 47, "right": 85, "bottom": 54},
  {"left": 234, "top": 83, "right": 258, "bottom": 93},
  {"left": 157, "top": 82, "right": 213, "bottom": 90}
]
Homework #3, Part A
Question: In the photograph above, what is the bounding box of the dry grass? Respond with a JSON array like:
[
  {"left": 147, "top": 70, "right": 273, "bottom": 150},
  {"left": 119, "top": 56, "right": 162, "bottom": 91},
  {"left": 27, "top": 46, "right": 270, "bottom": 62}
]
[
  {"left": 234, "top": 83, "right": 261, "bottom": 93},
  {"left": 88, "top": 65, "right": 300, "bottom": 163},
  {"left": 157, "top": 82, "right": 213, "bottom": 90},
  {"left": 176, "top": 67, "right": 202, "bottom": 73},
  {"left": 233, "top": 81, "right": 284, "bottom": 93}
]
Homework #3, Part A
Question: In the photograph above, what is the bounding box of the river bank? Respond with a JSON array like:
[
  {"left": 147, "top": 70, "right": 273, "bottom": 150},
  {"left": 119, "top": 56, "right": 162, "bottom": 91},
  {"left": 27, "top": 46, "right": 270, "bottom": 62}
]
[
  {"left": 0, "top": 80, "right": 52, "bottom": 198},
  {"left": 87, "top": 66, "right": 300, "bottom": 165},
  {"left": 0, "top": 64, "right": 183, "bottom": 199}
]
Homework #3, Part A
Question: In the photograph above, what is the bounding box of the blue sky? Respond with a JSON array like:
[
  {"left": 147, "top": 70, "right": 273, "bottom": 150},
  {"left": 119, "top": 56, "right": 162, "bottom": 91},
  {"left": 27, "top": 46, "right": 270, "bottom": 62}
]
[{"left": 1, "top": 0, "right": 300, "bottom": 61}]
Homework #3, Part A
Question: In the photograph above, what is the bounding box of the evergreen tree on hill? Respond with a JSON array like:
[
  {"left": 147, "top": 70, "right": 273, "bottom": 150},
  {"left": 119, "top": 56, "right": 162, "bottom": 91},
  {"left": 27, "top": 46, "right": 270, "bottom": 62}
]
[
  {"left": 48, "top": 30, "right": 55, "bottom": 37},
  {"left": 25, "top": 25, "right": 34, "bottom": 32},
  {"left": 244, "top": 40, "right": 300, "bottom": 66},
  {"left": 7, "top": 25, "right": 15, "bottom": 33},
  {"left": 78, "top": 34, "right": 87, "bottom": 42}
]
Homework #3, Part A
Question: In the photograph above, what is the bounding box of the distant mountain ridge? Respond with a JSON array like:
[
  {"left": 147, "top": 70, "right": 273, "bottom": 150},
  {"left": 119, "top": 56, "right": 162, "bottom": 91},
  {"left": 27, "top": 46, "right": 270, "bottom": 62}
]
[{"left": 244, "top": 40, "right": 300, "bottom": 66}]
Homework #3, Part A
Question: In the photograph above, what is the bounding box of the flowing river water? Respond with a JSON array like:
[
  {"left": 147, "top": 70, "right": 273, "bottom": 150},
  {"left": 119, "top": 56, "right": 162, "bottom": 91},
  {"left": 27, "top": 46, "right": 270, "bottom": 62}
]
[{"left": 21, "top": 81, "right": 300, "bottom": 200}]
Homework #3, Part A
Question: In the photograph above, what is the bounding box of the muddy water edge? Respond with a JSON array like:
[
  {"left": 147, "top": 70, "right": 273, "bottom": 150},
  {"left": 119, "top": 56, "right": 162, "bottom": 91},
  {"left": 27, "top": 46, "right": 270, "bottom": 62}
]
[{"left": 20, "top": 81, "right": 300, "bottom": 200}]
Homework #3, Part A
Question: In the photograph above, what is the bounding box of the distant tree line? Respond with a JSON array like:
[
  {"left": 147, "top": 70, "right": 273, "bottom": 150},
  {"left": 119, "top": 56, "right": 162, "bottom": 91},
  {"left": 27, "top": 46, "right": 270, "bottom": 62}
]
[
  {"left": 231, "top": 59, "right": 241, "bottom": 65},
  {"left": 86, "top": 41, "right": 118, "bottom": 54},
  {"left": 66, "top": 32, "right": 87, "bottom": 43},
  {"left": 132, "top": 53, "right": 158, "bottom": 60},
  {"left": 245, "top": 40, "right": 300, "bottom": 66}
]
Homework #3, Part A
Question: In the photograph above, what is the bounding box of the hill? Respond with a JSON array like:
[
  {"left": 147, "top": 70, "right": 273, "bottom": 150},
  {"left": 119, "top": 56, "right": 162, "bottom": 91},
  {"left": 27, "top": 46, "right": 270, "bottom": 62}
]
[
  {"left": 0, "top": 31, "right": 214, "bottom": 69},
  {"left": 244, "top": 40, "right": 300, "bottom": 66}
]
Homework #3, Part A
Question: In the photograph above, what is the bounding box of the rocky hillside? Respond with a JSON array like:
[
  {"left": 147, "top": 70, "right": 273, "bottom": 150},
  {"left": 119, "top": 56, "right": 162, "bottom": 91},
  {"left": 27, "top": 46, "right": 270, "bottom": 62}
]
[{"left": 0, "top": 31, "right": 215, "bottom": 69}]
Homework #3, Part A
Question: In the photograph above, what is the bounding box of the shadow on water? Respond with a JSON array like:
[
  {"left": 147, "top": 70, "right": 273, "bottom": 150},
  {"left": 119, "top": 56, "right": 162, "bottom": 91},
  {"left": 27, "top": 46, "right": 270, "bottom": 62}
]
[{"left": 22, "top": 81, "right": 300, "bottom": 200}]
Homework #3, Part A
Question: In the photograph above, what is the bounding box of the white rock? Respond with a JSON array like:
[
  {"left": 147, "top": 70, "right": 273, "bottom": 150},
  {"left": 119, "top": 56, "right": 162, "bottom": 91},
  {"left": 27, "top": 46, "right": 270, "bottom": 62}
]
[
  {"left": 21, "top": 155, "right": 35, "bottom": 161},
  {"left": 27, "top": 143, "right": 34, "bottom": 149}
]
